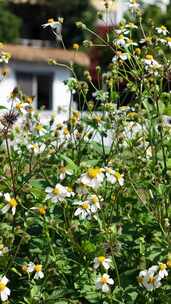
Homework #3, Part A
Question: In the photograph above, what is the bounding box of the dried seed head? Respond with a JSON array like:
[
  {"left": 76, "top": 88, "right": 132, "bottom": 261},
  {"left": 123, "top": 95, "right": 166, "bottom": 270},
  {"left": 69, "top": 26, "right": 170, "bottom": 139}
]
[{"left": 0, "top": 110, "right": 19, "bottom": 128}]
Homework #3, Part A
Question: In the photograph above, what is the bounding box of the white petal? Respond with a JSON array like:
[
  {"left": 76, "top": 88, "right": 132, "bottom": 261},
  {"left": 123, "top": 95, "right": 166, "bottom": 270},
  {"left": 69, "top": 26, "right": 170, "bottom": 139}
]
[
  {"left": 27, "top": 262, "right": 35, "bottom": 273},
  {"left": 74, "top": 208, "right": 82, "bottom": 216},
  {"left": 45, "top": 187, "right": 53, "bottom": 193},
  {"left": 103, "top": 261, "right": 110, "bottom": 270},
  {"left": 96, "top": 281, "right": 102, "bottom": 290},
  {"left": 1, "top": 288, "right": 10, "bottom": 301},
  {"left": 1, "top": 276, "right": 9, "bottom": 285},
  {"left": 12, "top": 207, "right": 16, "bottom": 215},
  {"left": 108, "top": 278, "right": 114, "bottom": 285},
  {"left": 102, "top": 284, "right": 110, "bottom": 293},
  {"left": 4, "top": 193, "right": 11, "bottom": 202},
  {"left": 38, "top": 271, "right": 44, "bottom": 279},
  {"left": 1, "top": 204, "right": 10, "bottom": 214}
]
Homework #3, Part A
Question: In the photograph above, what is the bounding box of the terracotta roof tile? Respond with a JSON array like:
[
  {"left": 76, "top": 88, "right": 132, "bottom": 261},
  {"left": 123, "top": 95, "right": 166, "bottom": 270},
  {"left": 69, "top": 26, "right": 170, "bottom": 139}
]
[{"left": 2, "top": 44, "right": 90, "bottom": 67}]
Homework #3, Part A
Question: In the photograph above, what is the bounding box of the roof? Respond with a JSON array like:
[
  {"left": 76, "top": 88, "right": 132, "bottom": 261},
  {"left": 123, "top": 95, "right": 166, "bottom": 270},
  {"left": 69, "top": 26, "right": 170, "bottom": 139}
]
[
  {"left": 2, "top": 44, "right": 90, "bottom": 67},
  {"left": 10, "top": 0, "right": 45, "bottom": 4}
]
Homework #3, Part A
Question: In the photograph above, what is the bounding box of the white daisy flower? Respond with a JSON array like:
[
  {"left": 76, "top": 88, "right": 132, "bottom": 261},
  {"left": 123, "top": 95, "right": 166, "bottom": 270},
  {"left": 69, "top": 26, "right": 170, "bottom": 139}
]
[
  {"left": 14, "top": 101, "right": 32, "bottom": 115},
  {"left": 126, "top": 39, "right": 138, "bottom": 47},
  {"left": 112, "top": 51, "right": 128, "bottom": 63},
  {"left": 45, "top": 183, "right": 69, "bottom": 202},
  {"left": 0, "top": 276, "right": 11, "bottom": 302},
  {"left": 94, "top": 256, "right": 111, "bottom": 270},
  {"left": 0, "top": 244, "right": 9, "bottom": 257},
  {"left": 34, "top": 123, "right": 46, "bottom": 136},
  {"left": 27, "top": 262, "right": 44, "bottom": 280},
  {"left": 156, "top": 25, "right": 168, "bottom": 36},
  {"left": 138, "top": 266, "right": 161, "bottom": 291},
  {"left": 1, "top": 193, "right": 17, "bottom": 216},
  {"left": 166, "top": 37, "right": 171, "bottom": 47},
  {"left": 143, "top": 55, "right": 161, "bottom": 69},
  {"left": 96, "top": 273, "right": 114, "bottom": 293},
  {"left": 115, "top": 35, "right": 128, "bottom": 47},
  {"left": 114, "top": 171, "right": 124, "bottom": 186},
  {"left": 74, "top": 200, "right": 91, "bottom": 220},
  {"left": 105, "top": 167, "right": 117, "bottom": 184},
  {"left": 59, "top": 163, "right": 73, "bottom": 180},
  {"left": 158, "top": 263, "right": 168, "bottom": 279},
  {"left": 125, "top": 23, "right": 138, "bottom": 30},
  {"left": 105, "top": 168, "right": 124, "bottom": 186},
  {"left": 28, "top": 143, "right": 46, "bottom": 155},
  {"left": 42, "top": 18, "right": 63, "bottom": 40},
  {"left": 33, "top": 264, "right": 44, "bottom": 280},
  {"left": 87, "top": 194, "right": 101, "bottom": 213},
  {"left": 78, "top": 168, "right": 104, "bottom": 189}
]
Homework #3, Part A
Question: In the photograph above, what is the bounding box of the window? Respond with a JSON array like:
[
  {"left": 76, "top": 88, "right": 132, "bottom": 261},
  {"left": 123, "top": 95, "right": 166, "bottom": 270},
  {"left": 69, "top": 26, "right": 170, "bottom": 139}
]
[
  {"left": 16, "top": 72, "right": 33, "bottom": 96},
  {"left": 37, "top": 74, "right": 52, "bottom": 110},
  {"left": 16, "top": 71, "right": 53, "bottom": 110}
]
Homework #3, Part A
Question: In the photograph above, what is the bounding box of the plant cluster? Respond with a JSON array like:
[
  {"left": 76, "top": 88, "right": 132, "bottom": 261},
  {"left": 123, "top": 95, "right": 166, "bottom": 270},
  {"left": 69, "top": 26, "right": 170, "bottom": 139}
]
[{"left": 0, "top": 1, "right": 171, "bottom": 303}]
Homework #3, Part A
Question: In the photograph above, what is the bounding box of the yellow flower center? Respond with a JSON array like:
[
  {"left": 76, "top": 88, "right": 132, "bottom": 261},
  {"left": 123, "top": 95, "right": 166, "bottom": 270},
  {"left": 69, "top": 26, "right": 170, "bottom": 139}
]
[
  {"left": 48, "top": 18, "right": 54, "bottom": 24},
  {"left": 98, "top": 256, "right": 105, "bottom": 263},
  {"left": 100, "top": 275, "right": 108, "bottom": 284},
  {"left": 161, "top": 25, "right": 166, "bottom": 30},
  {"left": 32, "top": 144, "right": 38, "bottom": 150},
  {"left": 16, "top": 103, "right": 23, "bottom": 110},
  {"left": 114, "top": 172, "right": 122, "bottom": 180},
  {"left": 73, "top": 43, "right": 80, "bottom": 50},
  {"left": 0, "top": 282, "right": 5, "bottom": 292},
  {"left": 167, "top": 260, "right": 171, "bottom": 268},
  {"left": 22, "top": 265, "right": 28, "bottom": 273},
  {"left": 118, "top": 34, "right": 124, "bottom": 40},
  {"left": 38, "top": 207, "right": 46, "bottom": 216},
  {"left": 137, "top": 276, "right": 144, "bottom": 284},
  {"left": 167, "top": 37, "right": 171, "bottom": 42},
  {"left": 159, "top": 263, "right": 167, "bottom": 271},
  {"left": 82, "top": 202, "right": 89, "bottom": 209},
  {"left": 145, "top": 54, "right": 153, "bottom": 60},
  {"left": 52, "top": 187, "right": 61, "bottom": 195},
  {"left": 87, "top": 168, "right": 101, "bottom": 179},
  {"left": 91, "top": 195, "right": 98, "bottom": 204},
  {"left": 67, "top": 187, "right": 73, "bottom": 193},
  {"left": 35, "top": 124, "right": 44, "bottom": 131},
  {"left": 34, "top": 264, "right": 42, "bottom": 272},
  {"left": 26, "top": 97, "right": 33, "bottom": 104},
  {"left": 148, "top": 276, "right": 155, "bottom": 284},
  {"left": 0, "top": 244, "right": 4, "bottom": 250},
  {"left": 94, "top": 115, "right": 101, "bottom": 123},
  {"left": 9, "top": 198, "right": 17, "bottom": 207},
  {"left": 64, "top": 128, "right": 69, "bottom": 135}
]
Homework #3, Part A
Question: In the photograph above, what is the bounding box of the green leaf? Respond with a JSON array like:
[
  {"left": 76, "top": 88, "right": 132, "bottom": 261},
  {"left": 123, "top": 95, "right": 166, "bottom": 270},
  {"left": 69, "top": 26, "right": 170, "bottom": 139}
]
[{"left": 60, "top": 154, "right": 78, "bottom": 172}]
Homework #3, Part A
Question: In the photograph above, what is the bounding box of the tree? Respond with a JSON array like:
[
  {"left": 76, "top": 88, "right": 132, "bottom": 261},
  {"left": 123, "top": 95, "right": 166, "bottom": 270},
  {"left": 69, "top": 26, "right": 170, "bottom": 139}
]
[
  {"left": 9, "top": 0, "right": 96, "bottom": 47},
  {"left": 0, "top": 1, "right": 21, "bottom": 43}
]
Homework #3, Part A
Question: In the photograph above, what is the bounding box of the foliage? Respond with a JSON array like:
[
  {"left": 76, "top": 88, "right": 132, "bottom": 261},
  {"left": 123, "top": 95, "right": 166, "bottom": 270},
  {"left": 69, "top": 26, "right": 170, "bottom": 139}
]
[
  {"left": 0, "top": 1, "right": 171, "bottom": 303},
  {"left": 0, "top": 1, "right": 21, "bottom": 43},
  {"left": 9, "top": 0, "right": 96, "bottom": 47}
]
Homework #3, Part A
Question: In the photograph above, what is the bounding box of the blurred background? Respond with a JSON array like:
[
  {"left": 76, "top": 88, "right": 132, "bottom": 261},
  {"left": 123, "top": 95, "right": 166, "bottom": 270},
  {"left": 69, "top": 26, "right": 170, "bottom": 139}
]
[{"left": 0, "top": 0, "right": 171, "bottom": 120}]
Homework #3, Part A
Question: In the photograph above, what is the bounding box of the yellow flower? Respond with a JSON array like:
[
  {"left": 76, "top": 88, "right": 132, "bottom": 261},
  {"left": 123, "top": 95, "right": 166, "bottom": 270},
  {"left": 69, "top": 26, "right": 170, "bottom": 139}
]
[
  {"left": 87, "top": 168, "right": 102, "bottom": 179},
  {"left": 38, "top": 207, "right": 46, "bottom": 216},
  {"left": 73, "top": 43, "right": 80, "bottom": 50}
]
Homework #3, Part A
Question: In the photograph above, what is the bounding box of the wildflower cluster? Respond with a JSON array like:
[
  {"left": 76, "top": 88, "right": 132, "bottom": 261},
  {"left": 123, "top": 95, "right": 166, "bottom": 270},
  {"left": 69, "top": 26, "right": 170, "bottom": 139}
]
[{"left": 0, "top": 1, "right": 171, "bottom": 303}]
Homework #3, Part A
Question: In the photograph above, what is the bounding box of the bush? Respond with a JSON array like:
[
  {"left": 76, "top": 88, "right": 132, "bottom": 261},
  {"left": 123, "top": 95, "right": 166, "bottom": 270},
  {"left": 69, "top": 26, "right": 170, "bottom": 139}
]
[
  {"left": 0, "top": 2, "right": 21, "bottom": 43},
  {"left": 0, "top": 1, "right": 171, "bottom": 303}
]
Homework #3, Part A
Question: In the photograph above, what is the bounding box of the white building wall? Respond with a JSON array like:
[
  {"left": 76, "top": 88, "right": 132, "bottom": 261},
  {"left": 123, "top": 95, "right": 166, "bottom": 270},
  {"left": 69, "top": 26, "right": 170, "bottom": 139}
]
[
  {"left": 0, "top": 63, "right": 73, "bottom": 122},
  {"left": 0, "top": 68, "right": 16, "bottom": 110}
]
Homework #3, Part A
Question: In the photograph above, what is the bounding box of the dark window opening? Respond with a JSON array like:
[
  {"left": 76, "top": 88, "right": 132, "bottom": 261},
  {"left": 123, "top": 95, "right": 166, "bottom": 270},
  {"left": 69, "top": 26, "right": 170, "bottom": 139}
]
[
  {"left": 16, "top": 71, "right": 53, "bottom": 110},
  {"left": 16, "top": 72, "right": 33, "bottom": 96},
  {"left": 37, "top": 74, "right": 52, "bottom": 110}
]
